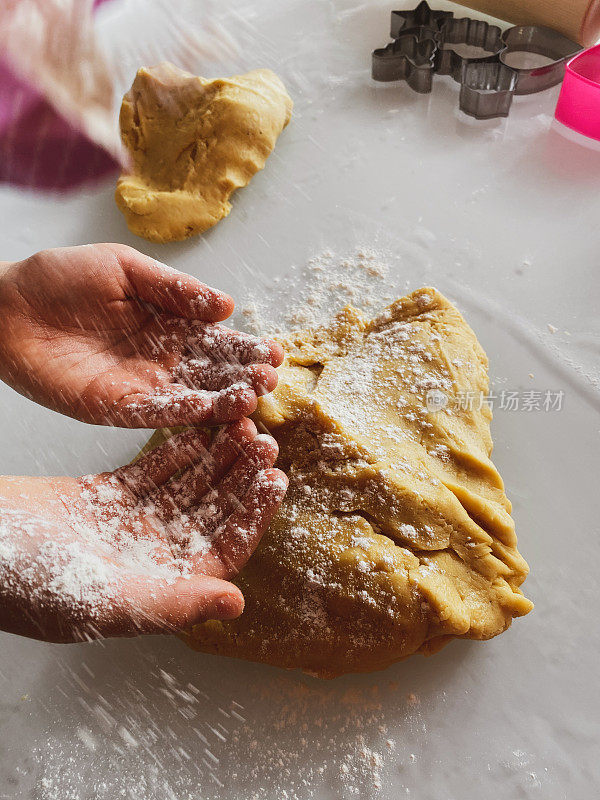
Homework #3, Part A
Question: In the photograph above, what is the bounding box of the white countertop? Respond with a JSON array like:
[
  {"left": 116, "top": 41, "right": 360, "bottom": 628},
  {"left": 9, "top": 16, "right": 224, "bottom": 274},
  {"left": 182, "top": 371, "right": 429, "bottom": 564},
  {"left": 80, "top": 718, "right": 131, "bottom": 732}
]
[{"left": 1, "top": 2, "right": 599, "bottom": 798}]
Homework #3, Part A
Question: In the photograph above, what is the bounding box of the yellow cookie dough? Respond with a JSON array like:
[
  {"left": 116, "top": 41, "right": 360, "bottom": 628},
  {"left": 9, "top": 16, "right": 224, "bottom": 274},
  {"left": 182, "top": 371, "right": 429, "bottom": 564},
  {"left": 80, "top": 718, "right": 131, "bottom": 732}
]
[
  {"left": 115, "top": 63, "right": 292, "bottom": 242},
  {"left": 148, "top": 288, "right": 533, "bottom": 677}
]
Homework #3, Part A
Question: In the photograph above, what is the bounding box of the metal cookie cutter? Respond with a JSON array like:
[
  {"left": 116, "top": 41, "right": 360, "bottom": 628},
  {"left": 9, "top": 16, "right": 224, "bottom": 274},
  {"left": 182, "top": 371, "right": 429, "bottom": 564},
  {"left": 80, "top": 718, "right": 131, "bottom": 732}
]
[
  {"left": 390, "top": 0, "right": 452, "bottom": 38},
  {"left": 436, "top": 17, "right": 504, "bottom": 82},
  {"left": 500, "top": 25, "right": 583, "bottom": 95},
  {"left": 372, "top": 33, "right": 437, "bottom": 93},
  {"left": 372, "top": 2, "right": 583, "bottom": 120},
  {"left": 460, "top": 25, "right": 582, "bottom": 118},
  {"left": 460, "top": 62, "right": 518, "bottom": 119}
]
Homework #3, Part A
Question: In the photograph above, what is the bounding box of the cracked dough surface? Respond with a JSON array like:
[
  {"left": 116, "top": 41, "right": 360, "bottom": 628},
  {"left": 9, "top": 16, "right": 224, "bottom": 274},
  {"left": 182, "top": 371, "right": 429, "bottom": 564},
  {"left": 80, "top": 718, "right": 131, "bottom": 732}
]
[
  {"left": 115, "top": 63, "right": 292, "bottom": 242},
  {"left": 148, "top": 288, "right": 532, "bottom": 678}
]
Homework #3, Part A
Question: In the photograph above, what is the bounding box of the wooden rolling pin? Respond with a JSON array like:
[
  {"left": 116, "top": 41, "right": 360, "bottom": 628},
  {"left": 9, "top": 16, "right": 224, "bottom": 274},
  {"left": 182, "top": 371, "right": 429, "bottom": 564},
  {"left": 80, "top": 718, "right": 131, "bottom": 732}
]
[{"left": 453, "top": 0, "right": 600, "bottom": 45}]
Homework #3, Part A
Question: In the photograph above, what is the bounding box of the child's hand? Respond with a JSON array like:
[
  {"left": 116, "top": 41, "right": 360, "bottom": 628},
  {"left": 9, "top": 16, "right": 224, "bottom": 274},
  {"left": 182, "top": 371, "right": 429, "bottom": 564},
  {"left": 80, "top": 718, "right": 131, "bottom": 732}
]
[
  {"left": 0, "top": 420, "right": 287, "bottom": 643},
  {"left": 0, "top": 243, "right": 283, "bottom": 427}
]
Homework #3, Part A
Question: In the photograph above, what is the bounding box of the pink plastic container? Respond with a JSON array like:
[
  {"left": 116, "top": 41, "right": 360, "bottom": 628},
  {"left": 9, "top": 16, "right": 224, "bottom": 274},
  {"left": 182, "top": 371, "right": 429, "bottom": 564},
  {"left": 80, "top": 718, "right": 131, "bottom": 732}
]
[{"left": 555, "top": 44, "right": 600, "bottom": 141}]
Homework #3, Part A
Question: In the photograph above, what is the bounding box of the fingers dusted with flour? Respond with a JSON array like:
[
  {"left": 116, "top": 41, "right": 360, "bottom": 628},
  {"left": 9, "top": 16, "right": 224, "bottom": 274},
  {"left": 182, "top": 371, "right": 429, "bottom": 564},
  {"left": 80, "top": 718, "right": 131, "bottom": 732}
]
[
  {"left": 155, "top": 419, "right": 258, "bottom": 511},
  {"left": 111, "top": 383, "right": 260, "bottom": 429},
  {"left": 103, "top": 318, "right": 283, "bottom": 428},
  {"left": 112, "top": 424, "right": 286, "bottom": 636},
  {"left": 179, "top": 322, "right": 284, "bottom": 367},
  {"left": 150, "top": 426, "right": 287, "bottom": 580},
  {"left": 111, "top": 244, "right": 235, "bottom": 322},
  {"left": 0, "top": 243, "right": 282, "bottom": 429},
  {"left": 202, "top": 468, "right": 288, "bottom": 579},
  {"left": 114, "top": 428, "right": 212, "bottom": 496}
]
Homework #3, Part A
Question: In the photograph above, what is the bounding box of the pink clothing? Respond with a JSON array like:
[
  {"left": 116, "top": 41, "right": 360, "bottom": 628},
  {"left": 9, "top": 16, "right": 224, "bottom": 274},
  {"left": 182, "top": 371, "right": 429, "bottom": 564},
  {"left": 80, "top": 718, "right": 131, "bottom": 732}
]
[{"left": 0, "top": 0, "right": 118, "bottom": 192}]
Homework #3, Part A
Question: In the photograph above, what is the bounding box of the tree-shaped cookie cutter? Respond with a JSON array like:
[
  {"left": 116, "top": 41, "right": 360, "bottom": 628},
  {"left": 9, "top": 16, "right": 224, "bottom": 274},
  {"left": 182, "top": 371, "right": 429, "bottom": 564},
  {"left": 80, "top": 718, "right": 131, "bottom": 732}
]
[
  {"left": 372, "top": 2, "right": 583, "bottom": 119},
  {"left": 372, "top": 32, "right": 438, "bottom": 93},
  {"left": 435, "top": 17, "right": 504, "bottom": 81}
]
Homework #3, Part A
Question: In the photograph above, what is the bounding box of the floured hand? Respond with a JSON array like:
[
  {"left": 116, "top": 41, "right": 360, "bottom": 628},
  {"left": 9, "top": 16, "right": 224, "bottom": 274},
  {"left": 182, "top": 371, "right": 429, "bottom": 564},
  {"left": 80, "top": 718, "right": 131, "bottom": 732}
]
[
  {"left": 0, "top": 244, "right": 283, "bottom": 427},
  {"left": 0, "top": 420, "right": 287, "bottom": 643}
]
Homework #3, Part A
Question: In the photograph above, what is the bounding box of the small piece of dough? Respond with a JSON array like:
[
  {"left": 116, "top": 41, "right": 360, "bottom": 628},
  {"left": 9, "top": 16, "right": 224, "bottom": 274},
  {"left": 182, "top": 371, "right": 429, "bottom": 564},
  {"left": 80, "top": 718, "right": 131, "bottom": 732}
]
[
  {"left": 145, "top": 289, "right": 533, "bottom": 678},
  {"left": 115, "top": 63, "right": 293, "bottom": 242}
]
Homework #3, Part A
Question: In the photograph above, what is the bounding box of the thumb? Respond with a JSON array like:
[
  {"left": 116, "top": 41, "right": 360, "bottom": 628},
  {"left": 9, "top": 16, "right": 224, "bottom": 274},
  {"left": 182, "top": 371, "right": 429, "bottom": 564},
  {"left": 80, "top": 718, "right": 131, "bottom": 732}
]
[{"left": 101, "top": 574, "right": 244, "bottom": 638}]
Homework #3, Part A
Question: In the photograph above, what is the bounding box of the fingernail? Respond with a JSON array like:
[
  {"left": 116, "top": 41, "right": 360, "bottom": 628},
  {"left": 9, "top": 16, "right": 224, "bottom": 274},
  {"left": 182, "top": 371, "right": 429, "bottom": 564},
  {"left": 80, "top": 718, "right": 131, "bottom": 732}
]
[
  {"left": 213, "top": 593, "right": 243, "bottom": 620},
  {"left": 196, "top": 290, "right": 234, "bottom": 319}
]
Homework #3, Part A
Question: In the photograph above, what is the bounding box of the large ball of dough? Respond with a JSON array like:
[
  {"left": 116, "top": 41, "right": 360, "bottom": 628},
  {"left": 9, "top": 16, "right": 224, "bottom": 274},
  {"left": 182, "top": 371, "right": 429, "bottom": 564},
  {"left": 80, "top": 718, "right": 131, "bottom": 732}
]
[{"left": 144, "top": 289, "right": 533, "bottom": 678}]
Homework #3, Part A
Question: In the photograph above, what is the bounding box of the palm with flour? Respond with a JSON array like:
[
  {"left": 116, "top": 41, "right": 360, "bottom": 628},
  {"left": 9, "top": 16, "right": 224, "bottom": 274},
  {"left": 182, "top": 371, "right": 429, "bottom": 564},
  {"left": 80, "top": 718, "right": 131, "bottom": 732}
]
[{"left": 0, "top": 420, "right": 287, "bottom": 643}]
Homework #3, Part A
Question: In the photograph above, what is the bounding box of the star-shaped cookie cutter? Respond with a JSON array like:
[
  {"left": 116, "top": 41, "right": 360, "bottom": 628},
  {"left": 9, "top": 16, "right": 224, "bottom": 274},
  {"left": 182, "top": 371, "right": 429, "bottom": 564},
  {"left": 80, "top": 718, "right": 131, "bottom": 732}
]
[
  {"left": 390, "top": 0, "right": 452, "bottom": 39},
  {"left": 372, "top": 2, "right": 583, "bottom": 119}
]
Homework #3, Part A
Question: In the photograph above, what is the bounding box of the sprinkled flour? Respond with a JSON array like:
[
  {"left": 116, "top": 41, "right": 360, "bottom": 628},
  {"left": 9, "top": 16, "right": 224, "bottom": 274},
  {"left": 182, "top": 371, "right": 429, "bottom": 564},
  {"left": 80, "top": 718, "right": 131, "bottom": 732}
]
[
  {"left": 238, "top": 248, "right": 396, "bottom": 337},
  {"left": 22, "top": 664, "right": 430, "bottom": 800}
]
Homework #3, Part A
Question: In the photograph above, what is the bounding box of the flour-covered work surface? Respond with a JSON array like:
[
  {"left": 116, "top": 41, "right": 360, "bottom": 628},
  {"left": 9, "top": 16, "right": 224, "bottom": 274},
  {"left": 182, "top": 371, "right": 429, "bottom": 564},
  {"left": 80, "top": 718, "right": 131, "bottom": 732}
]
[{"left": 1, "top": 0, "right": 600, "bottom": 799}]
